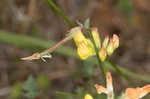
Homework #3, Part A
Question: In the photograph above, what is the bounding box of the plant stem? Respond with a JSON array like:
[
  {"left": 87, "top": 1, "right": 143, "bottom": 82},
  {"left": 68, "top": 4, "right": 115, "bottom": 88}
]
[
  {"left": 40, "top": 35, "right": 72, "bottom": 56},
  {"left": 47, "top": 0, "right": 75, "bottom": 27},
  {"left": 87, "top": 29, "right": 106, "bottom": 85}
]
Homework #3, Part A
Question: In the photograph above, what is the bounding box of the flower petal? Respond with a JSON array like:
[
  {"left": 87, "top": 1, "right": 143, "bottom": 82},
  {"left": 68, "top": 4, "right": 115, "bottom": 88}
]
[
  {"left": 125, "top": 85, "right": 150, "bottom": 99},
  {"left": 125, "top": 88, "right": 141, "bottom": 99},
  {"left": 99, "top": 45, "right": 107, "bottom": 62},
  {"left": 103, "top": 35, "right": 109, "bottom": 49},
  {"left": 72, "top": 27, "right": 86, "bottom": 46},
  {"left": 139, "top": 85, "right": 150, "bottom": 98},
  {"left": 91, "top": 27, "right": 101, "bottom": 49},
  {"left": 77, "top": 39, "right": 94, "bottom": 60},
  {"left": 113, "top": 34, "right": 119, "bottom": 49},
  {"left": 106, "top": 72, "right": 114, "bottom": 99},
  {"left": 107, "top": 72, "right": 113, "bottom": 92},
  {"left": 107, "top": 38, "right": 114, "bottom": 56},
  {"left": 95, "top": 84, "right": 107, "bottom": 94}
]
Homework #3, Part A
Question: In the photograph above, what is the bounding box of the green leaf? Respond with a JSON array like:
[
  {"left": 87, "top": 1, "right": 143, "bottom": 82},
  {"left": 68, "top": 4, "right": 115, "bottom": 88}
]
[
  {"left": 84, "top": 18, "right": 90, "bottom": 29},
  {"left": 22, "top": 75, "right": 38, "bottom": 99},
  {"left": 22, "top": 76, "right": 36, "bottom": 91}
]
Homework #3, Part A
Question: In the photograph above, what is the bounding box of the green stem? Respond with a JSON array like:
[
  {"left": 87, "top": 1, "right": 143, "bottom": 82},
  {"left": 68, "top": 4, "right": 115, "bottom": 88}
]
[
  {"left": 88, "top": 29, "right": 106, "bottom": 85},
  {"left": 47, "top": 0, "right": 75, "bottom": 27}
]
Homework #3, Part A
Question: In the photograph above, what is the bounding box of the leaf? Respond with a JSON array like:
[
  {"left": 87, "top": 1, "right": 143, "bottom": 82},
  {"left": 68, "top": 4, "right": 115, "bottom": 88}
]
[
  {"left": 22, "top": 76, "right": 36, "bottom": 91},
  {"left": 22, "top": 75, "right": 38, "bottom": 98}
]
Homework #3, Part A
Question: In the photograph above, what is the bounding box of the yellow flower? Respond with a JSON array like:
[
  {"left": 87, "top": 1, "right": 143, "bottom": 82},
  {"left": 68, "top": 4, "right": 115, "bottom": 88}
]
[
  {"left": 71, "top": 27, "right": 95, "bottom": 60},
  {"left": 71, "top": 27, "right": 86, "bottom": 46},
  {"left": 71, "top": 26, "right": 119, "bottom": 60},
  {"left": 77, "top": 39, "right": 95, "bottom": 60},
  {"left": 91, "top": 27, "right": 101, "bottom": 49},
  {"left": 84, "top": 93, "right": 94, "bottom": 99}
]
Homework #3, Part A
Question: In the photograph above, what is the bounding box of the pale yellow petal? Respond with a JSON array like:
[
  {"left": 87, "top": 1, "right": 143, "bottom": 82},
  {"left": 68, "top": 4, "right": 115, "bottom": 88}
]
[
  {"left": 91, "top": 27, "right": 101, "bottom": 49},
  {"left": 77, "top": 40, "right": 94, "bottom": 60},
  {"left": 113, "top": 34, "right": 119, "bottom": 49},
  {"left": 72, "top": 27, "right": 86, "bottom": 46},
  {"left": 107, "top": 39, "right": 114, "bottom": 56},
  {"left": 99, "top": 45, "right": 107, "bottom": 62}
]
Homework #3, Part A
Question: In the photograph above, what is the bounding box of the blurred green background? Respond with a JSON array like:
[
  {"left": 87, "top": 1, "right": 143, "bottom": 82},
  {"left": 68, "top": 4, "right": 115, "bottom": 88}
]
[{"left": 0, "top": 0, "right": 150, "bottom": 98}]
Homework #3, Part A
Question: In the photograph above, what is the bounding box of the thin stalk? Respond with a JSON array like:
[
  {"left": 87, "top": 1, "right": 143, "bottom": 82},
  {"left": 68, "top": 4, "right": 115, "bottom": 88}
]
[
  {"left": 47, "top": 0, "right": 75, "bottom": 27},
  {"left": 87, "top": 29, "right": 106, "bottom": 85},
  {"left": 40, "top": 35, "right": 72, "bottom": 56}
]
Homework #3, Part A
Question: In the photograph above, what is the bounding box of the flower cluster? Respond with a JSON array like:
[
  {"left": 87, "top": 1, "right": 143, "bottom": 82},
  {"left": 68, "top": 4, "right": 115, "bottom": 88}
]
[
  {"left": 71, "top": 26, "right": 119, "bottom": 62},
  {"left": 94, "top": 71, "right": 150, "bottom": 99}
]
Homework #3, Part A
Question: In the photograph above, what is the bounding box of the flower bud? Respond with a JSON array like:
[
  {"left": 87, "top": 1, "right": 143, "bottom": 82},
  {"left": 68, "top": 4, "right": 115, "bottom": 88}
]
[
  {"left": 113, "top": 34, "right": 119, "bottom": 49},
  {"left": 99, "top": 45, "right": 107, "bottom": 62},
  {"left": 71, "top": 27, "right": 86, "bottom": 46},
  {"left": 107, "top": 72, "right": 113, "bottom": 94},
  {"left": 103, "top": 35, "right": 109, "bottom": 49},
  {"left": 84, "top": 94, "right": 93, "bottom": 99},
  {"left": 91, "top": 27, "right": 101, "bottom": 49},
  {"left": 107, "top": 39, "right": 114, "bottom": 56}
]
